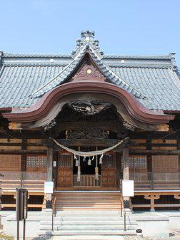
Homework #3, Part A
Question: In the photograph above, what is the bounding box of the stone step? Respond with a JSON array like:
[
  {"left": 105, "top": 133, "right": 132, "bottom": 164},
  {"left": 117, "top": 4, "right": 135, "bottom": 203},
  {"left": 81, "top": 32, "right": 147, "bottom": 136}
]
[
  {"left": 56, "top": 201, "right": 121, "bottom": 204},
  {"left": 55, "top": 207, "right": 122, "bottom": 210},
  {"left": 56, "top": 205, "right": 122, "bottom": 208},
  {"left": 49, "top": 236, "right": 125, "bottom": 240},
  {"left": 40, "top": 217, "right": 125, "bottom": 221},
  {"left": 40, "top": 224, "right": 136, "bottom": 230},
  {"left": 54, "top": 210, "right": 123, "bottom": 215},
  {"left": 41, "top": 220, "right": 136, "bottom": 225},
  {"left": 54, "top": 198, "right": 121, "bottom": 201},
  {"left": 54, "top": 192, "right": 121, "bottom": 193},
  {"left": 38, "top": 230, "right": 136, "bottom": 235},
  {"left": 54, "top": 195, "right": 121, "bottom": 198}
]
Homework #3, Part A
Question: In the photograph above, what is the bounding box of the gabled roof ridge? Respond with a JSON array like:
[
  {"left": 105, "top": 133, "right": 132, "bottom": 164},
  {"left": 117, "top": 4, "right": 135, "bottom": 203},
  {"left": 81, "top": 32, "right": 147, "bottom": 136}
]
[
  {"left": 31, "top": 45, "right": 87, "bottom": 97},
  {"left": 103, "top": 54, "right": 174, "bottom": 60},
  {"left": 88, "top": 44, "right": 146, "bottom": 99},
  {"left": 2, "top": 52, "right": 174, "bottom": 60},
  {"left": 31, "top": 42, "right": 147, "bottom": 99},
  {"left": 108, "top": 64, "right": 171, "bottom": 69},
  {"left": 2, "top": 52, "right": 72, "bottom": 58},
  {"left": 3, "top": 63, "right": 67, "bottom": 67}
]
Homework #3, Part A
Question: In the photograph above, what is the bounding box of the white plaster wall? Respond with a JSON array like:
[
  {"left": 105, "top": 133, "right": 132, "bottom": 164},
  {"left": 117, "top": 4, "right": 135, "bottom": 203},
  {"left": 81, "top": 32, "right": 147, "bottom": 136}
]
[{"left": 2, "top": 214, "right": 41, "bottom": 238}]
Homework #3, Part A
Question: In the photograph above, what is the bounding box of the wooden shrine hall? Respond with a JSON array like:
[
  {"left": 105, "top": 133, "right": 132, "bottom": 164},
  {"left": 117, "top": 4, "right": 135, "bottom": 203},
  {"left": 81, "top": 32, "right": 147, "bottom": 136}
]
[{"left": 0, "top": 30, "right": 180, "bottom": 212}]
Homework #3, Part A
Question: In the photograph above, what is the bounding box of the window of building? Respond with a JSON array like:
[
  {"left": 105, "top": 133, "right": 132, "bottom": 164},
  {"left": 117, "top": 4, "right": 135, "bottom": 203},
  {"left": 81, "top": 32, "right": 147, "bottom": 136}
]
[{"left": 26, "top": 155, "right": 47, "bottom": 168}]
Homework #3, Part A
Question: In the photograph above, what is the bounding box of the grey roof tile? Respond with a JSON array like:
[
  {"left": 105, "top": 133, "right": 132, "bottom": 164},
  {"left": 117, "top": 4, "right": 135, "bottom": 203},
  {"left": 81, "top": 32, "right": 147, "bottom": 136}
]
[{"left": 0, "top": 31, "right": 180, "bottom": 111}]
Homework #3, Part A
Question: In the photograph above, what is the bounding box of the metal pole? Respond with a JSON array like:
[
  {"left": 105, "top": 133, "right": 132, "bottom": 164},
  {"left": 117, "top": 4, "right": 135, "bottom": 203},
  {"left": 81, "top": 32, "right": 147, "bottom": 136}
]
[
  {"left": 17, "top": 217, "right": 19, "bottom": 240},
  {"left": 23, "top": 219, "right": 26, "bottom": 240},
  {"left": 21, "top": 172, "right": 23, "bottom": 188},
  {"left": 52, "top": 211, "right": 54, "bottom": 231},
  {"left": 16, "top": 189, "right": 19, "bottom": 240},
  {"left": 121, "top": 200, "right": 122, "bottom": 217},
  {"left": 124, "top": 210, "right": 126, "bottom": 231}
]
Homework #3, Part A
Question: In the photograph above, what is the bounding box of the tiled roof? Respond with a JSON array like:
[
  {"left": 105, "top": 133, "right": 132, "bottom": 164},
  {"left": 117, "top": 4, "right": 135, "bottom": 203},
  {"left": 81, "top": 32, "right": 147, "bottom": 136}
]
[{"left": 0, "top": 31, "right": 180, "bottom": 111}]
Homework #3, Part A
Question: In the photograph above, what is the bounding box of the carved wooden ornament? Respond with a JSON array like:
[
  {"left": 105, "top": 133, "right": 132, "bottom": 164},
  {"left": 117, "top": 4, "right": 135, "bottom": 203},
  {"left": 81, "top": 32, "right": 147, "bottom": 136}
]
[{"left": 72, "top": 63, "right": 105, "bottom": 82}]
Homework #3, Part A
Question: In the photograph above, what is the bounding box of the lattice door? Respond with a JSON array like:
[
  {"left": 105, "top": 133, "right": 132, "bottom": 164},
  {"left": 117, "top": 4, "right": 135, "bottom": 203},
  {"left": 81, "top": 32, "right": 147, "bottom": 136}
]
[
  {"left": 57, "top": 152, "right": 73, "bottom": 187},
  {"left": 101, "top": 153, "right": 116, "bottom": 187}
]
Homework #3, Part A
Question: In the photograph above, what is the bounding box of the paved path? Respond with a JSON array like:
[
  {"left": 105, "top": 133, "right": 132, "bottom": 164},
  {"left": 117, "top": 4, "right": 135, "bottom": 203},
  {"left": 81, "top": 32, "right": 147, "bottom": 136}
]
[{"left": 50, "top": 236, "right": 124, "bottom": 240}]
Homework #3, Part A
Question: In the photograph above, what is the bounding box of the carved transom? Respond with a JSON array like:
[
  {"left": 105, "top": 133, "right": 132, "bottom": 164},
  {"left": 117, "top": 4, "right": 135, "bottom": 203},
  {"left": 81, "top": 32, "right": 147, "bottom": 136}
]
[
  {"left": 66, "top": 128, "right": 109, "bottom": 139},
  {"left": 67, "top": 100, "right": 111, "bottom": 116},
  {"left": 72, "top": 64, "right": 105, "bottom": 82}
]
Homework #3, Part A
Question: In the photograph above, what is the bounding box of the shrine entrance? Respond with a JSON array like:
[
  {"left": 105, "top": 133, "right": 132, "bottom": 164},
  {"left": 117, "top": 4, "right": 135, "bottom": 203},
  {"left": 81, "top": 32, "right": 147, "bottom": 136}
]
[{"left": 56, "top": 149, "right": 117, "bottom": 189}]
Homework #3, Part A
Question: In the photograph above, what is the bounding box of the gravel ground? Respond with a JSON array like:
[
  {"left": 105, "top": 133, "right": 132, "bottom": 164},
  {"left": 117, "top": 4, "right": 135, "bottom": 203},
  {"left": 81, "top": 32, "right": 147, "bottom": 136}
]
[
  {"left": 123, "top": 231, "right": 180, "bottom": 240},
  {"left": 0, "top": 232, "right": 180, "bottom": 240}
]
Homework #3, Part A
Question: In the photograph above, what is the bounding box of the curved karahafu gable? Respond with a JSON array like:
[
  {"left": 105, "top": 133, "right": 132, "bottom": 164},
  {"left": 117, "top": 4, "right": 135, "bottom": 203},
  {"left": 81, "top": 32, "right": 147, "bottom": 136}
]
[
  {"left": 0, "top": 30, "right": 178, "bottom": 131},
  {"left": 3, "top": 81, "right": 174, "bottom": 131},
  {"left": 0, "top": 31, "right": 180, "bottom": 111}
]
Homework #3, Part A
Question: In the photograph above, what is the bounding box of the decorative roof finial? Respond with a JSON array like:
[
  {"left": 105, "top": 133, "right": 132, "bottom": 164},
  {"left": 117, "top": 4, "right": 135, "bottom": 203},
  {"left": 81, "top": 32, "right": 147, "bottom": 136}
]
[
  {"left": 72, "top": 30, "right": 104, "bottom": 58},
  {"left": 81, "top": 30, "right": 95, "bottom": 42}
]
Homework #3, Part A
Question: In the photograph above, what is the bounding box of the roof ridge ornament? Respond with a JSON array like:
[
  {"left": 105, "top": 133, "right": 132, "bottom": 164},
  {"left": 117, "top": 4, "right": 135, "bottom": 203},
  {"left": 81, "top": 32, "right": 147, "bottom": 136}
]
[{"left": 72, "top": 30, "right": 104, "bottom": 59}]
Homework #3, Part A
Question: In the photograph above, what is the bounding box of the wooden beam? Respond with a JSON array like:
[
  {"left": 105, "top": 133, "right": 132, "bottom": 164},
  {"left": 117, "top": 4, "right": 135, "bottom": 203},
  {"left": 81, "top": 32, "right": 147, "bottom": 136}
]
[
  {"left": 0, "top": 143, "right": 44, "bottom": 146},
  {"left": 130, "top": 149, "right": 180, "bottom": 155},
  {"left": 0, "top": 150, "right": 46, "bottom": 154},
  {"left": 54, "top": 121, "right": 119, "bottom": 132},
  {"left": 137, "top": 143, "right": 177, "bottom": 147}
]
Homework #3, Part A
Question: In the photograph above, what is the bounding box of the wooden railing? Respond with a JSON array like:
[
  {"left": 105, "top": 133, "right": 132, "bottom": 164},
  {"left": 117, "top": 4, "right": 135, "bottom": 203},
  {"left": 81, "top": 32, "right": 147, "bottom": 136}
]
[
  {"left": 0, "top": 171, "right": 47, "bottom": 192},
  {"left": 73, "top": 174, "right": 101, "bottom": 187},
  {"left": 0, "top": 171, "right": 46, "bottom": 210},
  {"left": 130, "top": 172, "right": 180, "bottom": 190}
]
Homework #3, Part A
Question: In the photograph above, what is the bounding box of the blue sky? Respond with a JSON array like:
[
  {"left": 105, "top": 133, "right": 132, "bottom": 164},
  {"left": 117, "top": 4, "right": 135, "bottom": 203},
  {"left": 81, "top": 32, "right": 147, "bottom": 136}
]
[{"left": 0, "top": 0, "right": 180, "bottom": 66}]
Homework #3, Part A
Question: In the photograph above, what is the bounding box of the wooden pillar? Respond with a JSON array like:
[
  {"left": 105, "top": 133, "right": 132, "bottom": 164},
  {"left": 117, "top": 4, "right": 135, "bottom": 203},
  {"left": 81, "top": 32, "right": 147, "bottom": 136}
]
[
  {"left": 21, "top": 131, "right": 27, "bottom": 187},
  {"left": 47, "top": 147, "right": 53, "bottom": 181},
  {"left": 21, "top": 131, "right": 27, "bottom": 172},
  {"left": 122, "top": 148, "right": 130, "bottom": 208},
  {"left": 145, "top": 194, "right": 160, "bottom": 212},
  {"left": 122, "top": 148, "right": 129, "bottom": 180},
  {"left": 46, "top": 146, "right": 53, "bottom": 209},
  {"left": 147, "top": 134, "right": 153, "bottom": 189},
  {"left": 177, "top": 135, "right": 180, "bottom": 173},
  {"left": 116, "top": 152, "right": 121, "bottom": 188}
]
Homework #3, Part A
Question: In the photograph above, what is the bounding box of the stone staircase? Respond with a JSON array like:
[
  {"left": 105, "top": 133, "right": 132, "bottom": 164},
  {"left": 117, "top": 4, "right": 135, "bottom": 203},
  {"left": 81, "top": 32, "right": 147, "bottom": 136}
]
[
  {"left": 38, "top": 210, "right": 138, "bottom": 238},
  {"left": 53, "top": 191, "right": 123, "bottom": 211},
  {"left": 38, "top": 191, "right": 137, "bottom": 238}
]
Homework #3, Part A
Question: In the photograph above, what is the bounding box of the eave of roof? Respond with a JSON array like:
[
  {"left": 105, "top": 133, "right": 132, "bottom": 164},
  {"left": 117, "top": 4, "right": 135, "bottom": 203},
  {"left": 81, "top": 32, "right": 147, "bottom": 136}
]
[
  {"left": 31, "top": 43, "right": 146, "bottom": 100},
  {"left": 0, "top": 31, "right": 179, "bottom": 112}
]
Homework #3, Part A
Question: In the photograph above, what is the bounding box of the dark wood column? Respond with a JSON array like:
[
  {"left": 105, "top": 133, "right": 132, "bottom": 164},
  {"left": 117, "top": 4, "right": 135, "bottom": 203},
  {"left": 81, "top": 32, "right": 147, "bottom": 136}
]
[
  {"left": 122, "top": 148, "right": 130, "bottom": 180},
  {"left": 47, "top": 147, "right": 53, "bottom": 181},
  {"left": 46, "top": 146, "right": 53, "bottom": 209},
  {"left": 122, "top": 147, "right": 131, "bottom": 209},
  {"left": 116, "top": 152, "right": 121, "bottom": 188},
  {"left": 21, "top": 130, "right": 27, "bottom": 172},
  {"left": 147, "top": 134, "right": 153, "bottom": 188},
  {"left": 147, "top": 134, "right": 152, "bottom": 171},
  {"left": 177, "top": 135, "right": 180, "bottom": 173}
]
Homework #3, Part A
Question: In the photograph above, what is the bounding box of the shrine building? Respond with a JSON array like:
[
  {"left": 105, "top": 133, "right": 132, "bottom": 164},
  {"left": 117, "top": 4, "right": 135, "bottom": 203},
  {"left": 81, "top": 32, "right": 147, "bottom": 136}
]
[{"left": 0, "top": 30, "right": 180, "bottom": 212}]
